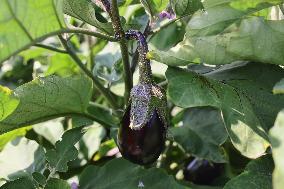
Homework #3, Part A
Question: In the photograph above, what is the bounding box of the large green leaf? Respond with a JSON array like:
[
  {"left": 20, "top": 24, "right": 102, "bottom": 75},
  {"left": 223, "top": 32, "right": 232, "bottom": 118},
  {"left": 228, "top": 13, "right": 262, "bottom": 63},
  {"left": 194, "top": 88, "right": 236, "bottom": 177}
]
[
  {"left": 46, "top": 127, "right": 84, "bottom": 173},
  {"left": 269, "top": 110, "right": 284, "bottom": 189},
  {"left": 0, "top": 0, "right": 65, "bottom": 63},
  {"left": 150, "top": 17, "right": 284, "bottom": 66},
  {"left": 171, "top": 107, "right": 227, "bottom": 163},
  {"left": 187, "top": 0, "right": 281, "bottom": 37},
  {"left": 166, "top": 66, "right": 269, "bottom": 158},
  {"left": 63, "top": 0, "right": 113, "bottom": 34},
  {"left": 79, "top": 158, "right": 187, "bottom": 189},
  {"left": 205, "top": 62, "right": 284, "bottom": 130},
  {"left": 0, "top": 75, "right": 92, "bottom": 134},
  {"left": 0, "top": 137, "right": 45, "bottom": 181},
  {"left": 224, "top": 156, "right": 273, "bottom": 189}
]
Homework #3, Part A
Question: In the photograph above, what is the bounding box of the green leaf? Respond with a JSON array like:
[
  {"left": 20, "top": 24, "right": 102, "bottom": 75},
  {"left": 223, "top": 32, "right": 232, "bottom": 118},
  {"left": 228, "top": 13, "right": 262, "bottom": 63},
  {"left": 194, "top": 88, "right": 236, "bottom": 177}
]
[
  {"left": 0, "top": 75, "right": 93, "bottom": 134},
  {"left": 0, "top": 127, "right": 31, "bottom": 150},
  {"left": 147, "top": 39, "right": 198, "bottom": 66},
  {"left": 152, "top": 17, "right": 284, "bottom": 66},
  {"left": 150, "top": 22, "right": 186, "bottom": 51},
  {"left": 46, "top": 127, "right": 84, "bottom": 172},
  {"left": 140, "top": 0, "right": 168, "bottom": 17},
  {"left": 269, "top": 110, "right": 284, "bottom": 189},
  {"left": 79, "top": 158, "right": 187, "bottom": 189},
  {"left": 171, "top": 0, "right": 203, "bottom": 17},
  {"left": 273, "top": 78, "right": 284, "bottom": 94},
  {"left": 166, "top": 66, "right": 269, "bottom": 158},
  {"left": 1, "top": 177, "right": 35, "bottom": 189},
  {"left": 0, "top": 0, "right": 65, "bottom": 63},
  {"left": 0, "top": 137, "right": 45, "bottom": 180},
  {"left": 206, "top": 62, "right": 284, "bottom": 130},
  {"left": 171, "top": 107, "right": 227, "bottom": 163},
  {"left": 224, "top": 156, "right": 273, "bottom": 189},
  {"left": 44, "top": 178, "right": 71, "bottom": 189},
  {"left": 187, "top": 0, "right": 282, "bottom": 37},
  {"left": 0, "top": 86, "right": 19, "bottom": 121},
  {"left": 63, "top": 0, "right": 113, "bottom": 34}
]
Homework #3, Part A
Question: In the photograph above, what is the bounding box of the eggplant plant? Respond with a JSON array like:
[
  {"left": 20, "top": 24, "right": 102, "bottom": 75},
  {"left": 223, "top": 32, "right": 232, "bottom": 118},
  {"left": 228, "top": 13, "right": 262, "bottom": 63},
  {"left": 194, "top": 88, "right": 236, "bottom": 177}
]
[{"left": 0, "top": 0, "right": 284, "bottom": 189}]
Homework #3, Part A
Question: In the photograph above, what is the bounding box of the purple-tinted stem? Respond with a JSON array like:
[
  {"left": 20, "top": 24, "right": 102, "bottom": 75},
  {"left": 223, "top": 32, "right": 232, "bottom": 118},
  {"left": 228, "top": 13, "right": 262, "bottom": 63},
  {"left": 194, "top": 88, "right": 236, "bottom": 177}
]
[
  {"left": 124, "top": 30, "right": 152, "bottom": 84},
  {"left": 125, "top": 30, "right": 148, "bottom": 53},
  {"left": 159, "top": 10, "right": 175, "bottom": 19}
]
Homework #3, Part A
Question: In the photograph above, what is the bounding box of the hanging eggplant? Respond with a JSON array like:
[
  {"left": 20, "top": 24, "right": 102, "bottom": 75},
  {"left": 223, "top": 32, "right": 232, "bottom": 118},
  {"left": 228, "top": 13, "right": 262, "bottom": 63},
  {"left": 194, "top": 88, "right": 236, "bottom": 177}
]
[{"left": 117, "top": 30, "right": 168, "bottom": 165}]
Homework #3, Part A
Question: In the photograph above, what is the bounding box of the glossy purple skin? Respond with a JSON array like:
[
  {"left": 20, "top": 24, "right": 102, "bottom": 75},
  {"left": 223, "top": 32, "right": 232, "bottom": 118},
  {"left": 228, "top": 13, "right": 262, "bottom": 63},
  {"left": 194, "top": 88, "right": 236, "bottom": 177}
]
[{"left": 118, "top": 107, "right": 166, "bottom": 165}]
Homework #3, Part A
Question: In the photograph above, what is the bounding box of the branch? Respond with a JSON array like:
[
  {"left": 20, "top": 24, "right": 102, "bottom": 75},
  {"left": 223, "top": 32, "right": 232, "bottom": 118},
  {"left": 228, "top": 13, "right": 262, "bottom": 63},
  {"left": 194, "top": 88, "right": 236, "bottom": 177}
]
[
  {"left": 110, "top": 0, "right": 133, "bottom": 102},
  {"left": 58, "top": 35, "right": 119, "bottom": 110},
  {"left": 34, "top": 44, "right": 68, "bottom": 54},
  {"left": 63, "top": 27, "right": 117, "bottom": 41}
]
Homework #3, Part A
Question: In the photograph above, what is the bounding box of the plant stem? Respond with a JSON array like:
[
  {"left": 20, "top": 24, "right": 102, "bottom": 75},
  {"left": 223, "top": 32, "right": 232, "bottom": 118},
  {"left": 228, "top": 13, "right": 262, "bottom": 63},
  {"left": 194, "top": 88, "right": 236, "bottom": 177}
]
[
  {"left": 34, "top": 44, "right": 68, "bottom": 54},
  {"left": 110, "top": 0, "right": 133, "bottom": 102},
  {"left": 63, "top": 27, "right": 117, "bottom": 41},
  {"left": 58, "top": 35, "right": 119, "bottom": 110}
]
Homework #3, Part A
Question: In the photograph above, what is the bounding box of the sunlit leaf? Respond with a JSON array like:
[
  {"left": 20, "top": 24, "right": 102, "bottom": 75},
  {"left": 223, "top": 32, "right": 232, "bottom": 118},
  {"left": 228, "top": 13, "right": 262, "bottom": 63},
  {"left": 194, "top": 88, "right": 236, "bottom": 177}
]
[
  {"left": 166, "top": 66, "right": 269, "bottom": 158},
  {"left": 151, "top": 18, "right": 284, "bottom": 66},
  {"left": 0, "top": 137, "right": 45, "bottom": 181},
  {"left": 188, "top": 0, "right": 282, "bottom": 37},
  {"left": 0, "top": 75, "right": 92, "bottom": 134},
  {"left": 0, "top": 0, "right": 65, "bottom": 63},
  {"left": 269, "top": 110, "right": 284, "bottom": 189}
]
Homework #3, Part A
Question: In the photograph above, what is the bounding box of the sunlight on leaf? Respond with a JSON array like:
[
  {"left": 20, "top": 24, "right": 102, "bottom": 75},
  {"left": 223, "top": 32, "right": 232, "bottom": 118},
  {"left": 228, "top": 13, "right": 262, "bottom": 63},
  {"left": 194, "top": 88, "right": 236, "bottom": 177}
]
[
  {"left": 0, "top": 0, "right": 65, "bottom": 63},
  {"left": 166, "top": 66, "right": 270, "bottom": 158},
  {"left": 269, "top": 111, "right": 284, "bottom": 189},
  {"left": 0, "top": 75, "right": 92, "bottom": 134},
  {"left": 0, "top": 137, "right": 45, "bottom": 181}
]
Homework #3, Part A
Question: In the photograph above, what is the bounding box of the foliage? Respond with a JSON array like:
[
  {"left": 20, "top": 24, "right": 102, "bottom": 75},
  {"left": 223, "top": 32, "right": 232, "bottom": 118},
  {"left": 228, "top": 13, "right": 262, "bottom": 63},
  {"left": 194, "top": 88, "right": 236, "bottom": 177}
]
[{"left": 0, "top": 0, "right": 284, "bottom": 188}]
